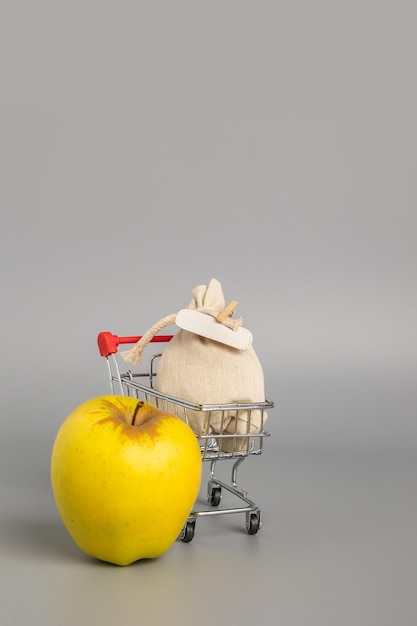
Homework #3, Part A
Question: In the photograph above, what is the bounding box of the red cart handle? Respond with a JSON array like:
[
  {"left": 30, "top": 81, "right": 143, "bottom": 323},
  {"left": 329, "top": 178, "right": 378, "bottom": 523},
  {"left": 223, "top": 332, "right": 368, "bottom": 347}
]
[{"left": 97, "top": 331, "right": 173, "bottom": 357}]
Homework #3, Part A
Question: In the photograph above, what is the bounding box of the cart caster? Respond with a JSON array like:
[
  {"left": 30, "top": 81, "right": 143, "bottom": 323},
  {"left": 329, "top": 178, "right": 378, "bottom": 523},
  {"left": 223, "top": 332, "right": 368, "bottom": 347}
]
[
  {"left": 246, "top": 511, "right": 262, "bottom": 535},
  {"left": 208, "top": 485, "right": 222, "bottom": 507},
  {"left": 179, "top": 519, "right": 196, "bottom": 543}
]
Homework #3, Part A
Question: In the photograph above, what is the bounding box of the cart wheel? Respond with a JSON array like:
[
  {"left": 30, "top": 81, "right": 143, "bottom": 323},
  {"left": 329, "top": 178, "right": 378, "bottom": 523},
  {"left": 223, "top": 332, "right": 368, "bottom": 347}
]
[
  {"left": 208, "top": 486, "right": 222, "bottom": 507},
  {"left": 179, "top": 520, "right": 195, "bottom": 543},
  {"left": 247, "top": 512, "right": 261, "bottom": 535}
]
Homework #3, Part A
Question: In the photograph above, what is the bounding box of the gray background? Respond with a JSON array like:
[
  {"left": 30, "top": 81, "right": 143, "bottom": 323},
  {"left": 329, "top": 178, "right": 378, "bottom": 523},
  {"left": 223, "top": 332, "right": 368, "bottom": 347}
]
[{"left": 1, "top": 1, "right": 416, "bottom": 624}]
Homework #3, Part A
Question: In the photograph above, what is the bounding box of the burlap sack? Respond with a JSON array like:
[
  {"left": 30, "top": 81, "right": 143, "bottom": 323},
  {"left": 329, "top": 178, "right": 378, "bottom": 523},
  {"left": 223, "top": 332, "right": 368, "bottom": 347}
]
[{"left": 121, "top": 279, "right": 267, "bottom": 452}]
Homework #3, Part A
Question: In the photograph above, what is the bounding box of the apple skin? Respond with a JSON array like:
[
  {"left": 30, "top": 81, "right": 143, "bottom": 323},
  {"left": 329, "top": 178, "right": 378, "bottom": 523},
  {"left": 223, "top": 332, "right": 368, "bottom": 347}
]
[{"left": 50, "top": 395, "right": 202, "bottom": 566}]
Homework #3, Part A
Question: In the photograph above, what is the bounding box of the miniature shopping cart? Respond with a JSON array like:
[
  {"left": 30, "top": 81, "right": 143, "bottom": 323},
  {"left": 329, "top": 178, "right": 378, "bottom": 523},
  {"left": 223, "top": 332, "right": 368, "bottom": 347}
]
[{"left": 97, "top": 331, "right": 273, "bottom": 542}]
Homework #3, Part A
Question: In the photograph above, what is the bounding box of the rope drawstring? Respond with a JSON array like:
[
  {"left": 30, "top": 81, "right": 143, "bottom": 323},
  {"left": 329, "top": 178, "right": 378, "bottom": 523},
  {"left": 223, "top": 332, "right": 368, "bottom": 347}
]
[
  {"left": 120, "top": 313, "right": 177, "bottom": 366},
  {"left": 120, "top": 279, "right": 242, "bottom": 366}
]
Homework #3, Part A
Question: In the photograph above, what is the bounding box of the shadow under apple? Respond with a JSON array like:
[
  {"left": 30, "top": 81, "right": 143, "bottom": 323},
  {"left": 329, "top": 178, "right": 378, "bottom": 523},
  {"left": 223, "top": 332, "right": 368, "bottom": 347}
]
[{"left": 0, "top": 515, "right": 90, "bottom": 564}]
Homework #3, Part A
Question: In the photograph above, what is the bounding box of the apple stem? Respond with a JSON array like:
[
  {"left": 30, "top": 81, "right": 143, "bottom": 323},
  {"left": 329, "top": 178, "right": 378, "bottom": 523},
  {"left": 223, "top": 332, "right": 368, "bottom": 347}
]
[{"left": 131, "top": 401, "right": 144, "bottom": 426}]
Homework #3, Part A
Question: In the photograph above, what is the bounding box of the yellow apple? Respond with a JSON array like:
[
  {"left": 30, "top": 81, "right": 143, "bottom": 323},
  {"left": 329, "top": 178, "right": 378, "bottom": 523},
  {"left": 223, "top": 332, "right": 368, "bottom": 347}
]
[{"left": 50, "top": 395, "right": 202, "bottom": 566}]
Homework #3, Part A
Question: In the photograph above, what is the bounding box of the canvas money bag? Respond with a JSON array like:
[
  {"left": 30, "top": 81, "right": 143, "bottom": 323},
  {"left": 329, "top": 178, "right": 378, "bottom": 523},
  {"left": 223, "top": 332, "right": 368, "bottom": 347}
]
[{"left": 121, "top": 278, "right": 268, "bottom": 452}]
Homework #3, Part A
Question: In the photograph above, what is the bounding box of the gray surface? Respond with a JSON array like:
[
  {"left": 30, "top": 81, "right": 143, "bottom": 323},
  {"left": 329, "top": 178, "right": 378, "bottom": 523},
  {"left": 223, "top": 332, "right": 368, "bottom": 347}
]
[{"left": 1, "top": 2, "right": 417, "bottom": 625}]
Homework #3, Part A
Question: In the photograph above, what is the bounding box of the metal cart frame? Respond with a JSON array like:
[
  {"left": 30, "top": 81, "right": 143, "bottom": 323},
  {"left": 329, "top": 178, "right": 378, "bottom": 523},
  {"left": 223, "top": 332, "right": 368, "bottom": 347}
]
[{"left": 97, "top": 331, "right": 273, "bottom": 542}]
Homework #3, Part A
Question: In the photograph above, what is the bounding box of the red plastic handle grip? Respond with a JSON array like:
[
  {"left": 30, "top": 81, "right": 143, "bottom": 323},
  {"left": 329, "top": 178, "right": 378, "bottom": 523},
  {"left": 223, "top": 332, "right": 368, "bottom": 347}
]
[{"left": 97, "top": 331, "right": 173, "bottom": 357}]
